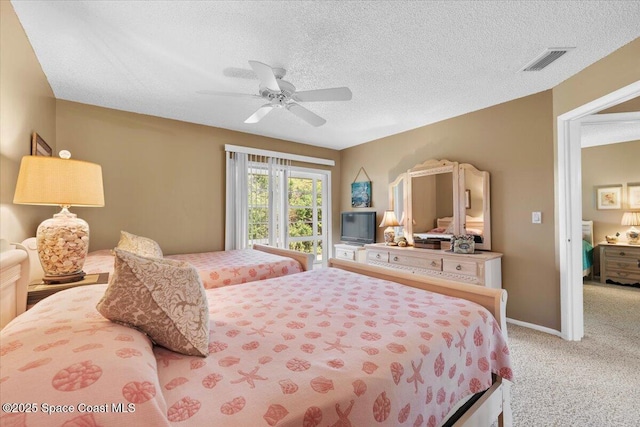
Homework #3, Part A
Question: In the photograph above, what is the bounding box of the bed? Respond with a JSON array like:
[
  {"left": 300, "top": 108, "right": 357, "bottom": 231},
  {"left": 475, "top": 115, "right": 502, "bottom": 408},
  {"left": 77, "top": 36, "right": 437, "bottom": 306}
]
[
  {"left": 0, "top": 259, "right": 512, "bottom": 427},
  {"left": 414, "top": 216, "right": 485, "bottom": 241},
  {"left": 582, "top": 220, "right": 594, "bottom": 279},
  {"left": 23, "top": 238, "right": 313, "bottom": 289}
]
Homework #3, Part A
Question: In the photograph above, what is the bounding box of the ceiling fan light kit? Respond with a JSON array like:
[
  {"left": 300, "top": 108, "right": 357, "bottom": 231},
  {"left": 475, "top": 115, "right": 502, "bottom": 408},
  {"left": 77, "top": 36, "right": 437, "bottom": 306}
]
[{"left": 202, "top": 60, "right": 352, "bottom": 127}]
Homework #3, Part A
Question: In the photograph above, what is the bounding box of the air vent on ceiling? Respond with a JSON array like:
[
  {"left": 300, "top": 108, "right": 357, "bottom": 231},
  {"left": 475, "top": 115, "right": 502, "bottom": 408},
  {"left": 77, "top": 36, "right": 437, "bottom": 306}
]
[{"left": 520, "top": 47, "right": 575, "bottom": 72}]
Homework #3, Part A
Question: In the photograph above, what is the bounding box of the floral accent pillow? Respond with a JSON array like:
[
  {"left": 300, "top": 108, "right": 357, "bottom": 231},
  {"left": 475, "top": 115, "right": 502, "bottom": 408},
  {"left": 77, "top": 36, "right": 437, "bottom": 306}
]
[
  {"left": 96, "top": 248, "right": 209, "bottom": 356},
  {"left": 116, "top": 231, "right": 163, "bottom": 258}
]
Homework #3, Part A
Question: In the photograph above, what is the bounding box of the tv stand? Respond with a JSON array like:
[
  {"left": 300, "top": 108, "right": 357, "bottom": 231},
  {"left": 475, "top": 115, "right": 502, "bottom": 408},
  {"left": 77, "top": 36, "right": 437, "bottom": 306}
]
[{"left": 334, "top": 244, "right": 367, "bottom": 263}]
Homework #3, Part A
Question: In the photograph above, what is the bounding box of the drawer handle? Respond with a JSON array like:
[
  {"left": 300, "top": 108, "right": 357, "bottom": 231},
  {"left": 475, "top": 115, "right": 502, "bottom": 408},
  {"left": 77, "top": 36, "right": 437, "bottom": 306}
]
[
  {"left": 393, "top": 256, "right": 399, "bottom": 261},
  {"left": 617, "top": 271, "right": 629, "bottom": 277},
  {"left": 431, "top": 261, "right": 437, "bottom": 267},
  {"left": 456, "top": 265, "right": 462, "bottom": 271},
  {"left": 343, "top": 252, "right": 348, "bottom": 256},
  {"left": 376, "top": 254, "right": 381, "bottom": 259},
  {"left": 620, "top": 252, "right": 626, "bottom": 256}
]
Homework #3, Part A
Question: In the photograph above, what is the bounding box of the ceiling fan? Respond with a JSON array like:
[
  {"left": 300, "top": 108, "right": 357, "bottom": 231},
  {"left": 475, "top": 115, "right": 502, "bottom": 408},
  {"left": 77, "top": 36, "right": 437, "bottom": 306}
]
[{"left": 199, "top": 61, "right": 352, "bottom": 127}]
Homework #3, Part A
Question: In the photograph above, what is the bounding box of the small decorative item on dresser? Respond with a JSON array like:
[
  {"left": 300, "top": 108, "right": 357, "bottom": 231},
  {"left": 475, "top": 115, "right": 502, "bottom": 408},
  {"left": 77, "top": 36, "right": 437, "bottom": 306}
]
[
  {"left": 605, "top": 233, "right": 620, "bottom": 244},
  {"left": 395, "top": 236, "right": 408, "bottom": 247},
  {"left": 621, "top": 211, "right": 640, "bottom": 245},
  {"left": 451, "top": 234, "right": 475, "bottom": 254}
]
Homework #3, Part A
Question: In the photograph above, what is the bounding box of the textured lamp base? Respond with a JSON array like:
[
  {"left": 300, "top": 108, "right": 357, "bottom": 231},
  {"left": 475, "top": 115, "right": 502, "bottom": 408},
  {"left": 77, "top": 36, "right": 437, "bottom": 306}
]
[
  {"left": 383, "top": 228, "right": 396, "bottom": 246},
  {"left": 37, "top": 206, "right": 90, "bottom": 282},
  {"left": 43, "top": 271, "right": 86, "bottom": 284}
]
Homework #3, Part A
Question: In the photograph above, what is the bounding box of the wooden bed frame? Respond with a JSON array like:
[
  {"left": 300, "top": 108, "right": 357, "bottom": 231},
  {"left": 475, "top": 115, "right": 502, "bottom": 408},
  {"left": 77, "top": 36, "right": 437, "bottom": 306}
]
[
  {"left": 328, "top": 258, "right": 512, "bottom": 427},
  {"left": 253, "top": 244, "right": 315, "bottom": 271}
]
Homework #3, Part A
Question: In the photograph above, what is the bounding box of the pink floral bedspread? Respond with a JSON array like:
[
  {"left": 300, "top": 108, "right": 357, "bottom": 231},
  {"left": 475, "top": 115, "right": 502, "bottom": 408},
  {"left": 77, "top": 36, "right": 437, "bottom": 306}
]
[
  {"left": 0, "top": 268, "right": 512, "bottom": 427},
  {"left": 83, "top": 248, "right": 304, "bottom": 289}
]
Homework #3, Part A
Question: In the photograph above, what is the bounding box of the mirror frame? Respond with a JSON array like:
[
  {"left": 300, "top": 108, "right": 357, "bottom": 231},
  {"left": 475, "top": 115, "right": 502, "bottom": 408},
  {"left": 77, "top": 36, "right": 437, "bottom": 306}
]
[
  {"left": 406, "top": 159, "right": 459, "bottom": 245},
  {"left": 389, "top": 159, "right": 492, "bottom": 250},
  {"left": 458, "top": 163, "right": 491, "bottom": 250},
  {"left": 389, "top": 173, "right": 407, "bottom": 239}
]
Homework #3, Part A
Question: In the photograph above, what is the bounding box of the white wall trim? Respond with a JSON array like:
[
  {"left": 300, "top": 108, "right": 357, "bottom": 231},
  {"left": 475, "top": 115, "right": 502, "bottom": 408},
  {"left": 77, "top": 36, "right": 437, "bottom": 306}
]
[
  {"left": 506, "top": 318, "right": 563, "bottom": 338},
  {"left": 225, "top": 144, "right": 335, "bottom": 166},
  {"left": 556, "top": 79, "right": 640, "bottom": 341}
]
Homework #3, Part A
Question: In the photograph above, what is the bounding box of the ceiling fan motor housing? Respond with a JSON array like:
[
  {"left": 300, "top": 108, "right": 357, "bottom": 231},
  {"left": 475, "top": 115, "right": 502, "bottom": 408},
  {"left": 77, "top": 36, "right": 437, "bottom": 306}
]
[{"left": 259, "top": 79, "right": 296, "bottom": 106}]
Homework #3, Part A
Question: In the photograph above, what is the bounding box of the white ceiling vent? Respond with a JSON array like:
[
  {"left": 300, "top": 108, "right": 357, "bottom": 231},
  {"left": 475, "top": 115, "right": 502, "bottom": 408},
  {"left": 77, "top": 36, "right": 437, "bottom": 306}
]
[{"left": 520, "top": 47, "right": 575, "bottom": 72}]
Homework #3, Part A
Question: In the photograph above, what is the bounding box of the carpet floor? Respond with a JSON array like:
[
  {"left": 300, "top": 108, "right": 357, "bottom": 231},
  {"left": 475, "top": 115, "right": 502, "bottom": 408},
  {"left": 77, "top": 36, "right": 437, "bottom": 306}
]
[{"left": 507, "top": 282, "right": 640, "bottom": 426}]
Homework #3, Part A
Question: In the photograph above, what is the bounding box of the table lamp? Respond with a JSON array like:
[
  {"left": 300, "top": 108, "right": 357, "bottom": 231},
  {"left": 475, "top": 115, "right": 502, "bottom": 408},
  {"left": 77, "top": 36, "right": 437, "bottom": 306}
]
[
  {"left": 621, "top": 211, "right": 640, "bottom": 245},
  {"left": 13, "top": 151, "right": 105, "bottom": 283},
  {"left": 379, "top": 210, "right": 400, "bottom": 245}
]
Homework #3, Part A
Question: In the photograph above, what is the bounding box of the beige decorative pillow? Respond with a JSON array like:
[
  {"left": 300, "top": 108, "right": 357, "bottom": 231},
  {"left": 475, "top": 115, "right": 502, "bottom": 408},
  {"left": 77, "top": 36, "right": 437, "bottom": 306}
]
[
  {"left": 116, "top": 231, "right": 163, "bottom": 258},
  {"left": 96, "top": 248, "right": 209, "bottom": 356}
]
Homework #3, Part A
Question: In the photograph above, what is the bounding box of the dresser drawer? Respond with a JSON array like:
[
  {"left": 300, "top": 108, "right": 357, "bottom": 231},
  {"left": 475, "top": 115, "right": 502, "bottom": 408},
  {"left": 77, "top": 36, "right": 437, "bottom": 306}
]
[
  {"left": 389, "top": 253, "right": 441, "bottom": 271},
  {"left": 605, "top": 258, "right": 640, "bottom": 272},
  {"left": 442, "top": 259, "right": 478, "bottom": 276},
  {"left": 367, "top": 250, "right": 389, "bottom": 263},
  {"left": 603, "top": 247, "right": 640, "bottom": 259},
  {"left": 336, "top": 247, "right": 357, "bottom": 261}
]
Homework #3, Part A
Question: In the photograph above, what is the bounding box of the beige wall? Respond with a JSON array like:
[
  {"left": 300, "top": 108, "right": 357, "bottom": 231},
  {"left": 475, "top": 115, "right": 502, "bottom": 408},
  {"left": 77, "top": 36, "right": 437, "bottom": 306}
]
[
  {"left": 582, "top": 140, "right": 640, "bottom": 274},
  {"left": 341, "top": 91, "right": 557, "bottom": 327},
  {"left": 56, "top": 100, "right": 341, "bottom": 255},
  {"left": 0, "top": 2, "right": 57, "bottom": 243}
]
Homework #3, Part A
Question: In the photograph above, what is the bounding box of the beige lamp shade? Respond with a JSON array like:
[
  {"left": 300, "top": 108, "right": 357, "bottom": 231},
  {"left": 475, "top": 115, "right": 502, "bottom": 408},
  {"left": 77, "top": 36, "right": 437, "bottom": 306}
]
[
  {"left": 379, "top": 210, "right": 400, "bottom": 228},
  {"left": 621, "top": 211, "right": 640, "bottom": 226},
  {"left": 13, "top": 156, "right": 105, "bottom": 207}
]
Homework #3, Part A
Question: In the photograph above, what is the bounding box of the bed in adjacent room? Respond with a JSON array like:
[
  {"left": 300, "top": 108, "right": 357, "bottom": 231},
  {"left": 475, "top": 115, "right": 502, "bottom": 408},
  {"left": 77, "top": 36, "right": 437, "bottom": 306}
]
[
  {"left": 582, "top": 220, "right": 594, "bottom": 279},
  {"left": 0, "top": 257, "right": 512, "bottom": 427}
]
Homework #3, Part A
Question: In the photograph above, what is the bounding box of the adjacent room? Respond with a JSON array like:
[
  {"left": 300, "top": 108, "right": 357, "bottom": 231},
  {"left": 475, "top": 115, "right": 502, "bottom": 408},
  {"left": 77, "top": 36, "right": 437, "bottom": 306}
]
[{"left": 1, "top": 2, "right": 639, "bottom": 426}]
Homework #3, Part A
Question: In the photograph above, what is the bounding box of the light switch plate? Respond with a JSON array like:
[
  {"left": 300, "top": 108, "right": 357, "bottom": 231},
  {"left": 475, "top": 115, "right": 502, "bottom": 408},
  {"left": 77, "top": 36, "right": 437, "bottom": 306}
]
[{"left": 532, "top": 211, "right": 542, "bottom": 224}]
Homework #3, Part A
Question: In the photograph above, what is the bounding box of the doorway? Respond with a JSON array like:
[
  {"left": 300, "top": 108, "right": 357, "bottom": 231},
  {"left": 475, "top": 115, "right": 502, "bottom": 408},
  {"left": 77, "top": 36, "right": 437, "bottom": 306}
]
[{"left": 556, "top": 80, "right": 640, "bottom": 341}]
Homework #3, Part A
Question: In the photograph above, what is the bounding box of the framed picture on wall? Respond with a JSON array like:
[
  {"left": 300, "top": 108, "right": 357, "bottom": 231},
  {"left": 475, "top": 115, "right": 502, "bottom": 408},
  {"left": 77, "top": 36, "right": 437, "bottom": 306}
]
[
  {"left": 628, "top": 183, "right": 640, "bottom": 209},
  {"left": 596, "top": 185, "right": 622, "bottom": 210},
  {"left": 351, "top": 181, "right": 372, "bottom": 208},
  {"left": 31, "top": 132, "right": 52, "bottom": 156}
]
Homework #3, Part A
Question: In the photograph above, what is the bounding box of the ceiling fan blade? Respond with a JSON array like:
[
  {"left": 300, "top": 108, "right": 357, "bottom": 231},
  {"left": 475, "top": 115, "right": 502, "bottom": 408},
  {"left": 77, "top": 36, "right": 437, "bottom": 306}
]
[
  {"left": 196, "top": 90, "right": 261, "bottom": 99},
  {"left": 292, "top": 87, "right": 353, "bottom": 102},
  {"left": 287, "top": 103, "right": 326, "bottom": 127},
  {"left": 244, "top": 104, "right": 274, "bottom": 124},
  {"left": 248, "top": 60, "right": 281, "bottom": 92}
]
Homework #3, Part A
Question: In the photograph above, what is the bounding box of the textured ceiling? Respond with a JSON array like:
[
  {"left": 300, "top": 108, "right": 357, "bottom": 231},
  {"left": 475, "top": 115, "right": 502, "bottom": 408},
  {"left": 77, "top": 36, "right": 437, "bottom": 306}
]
[{"left": 11, "top": 1, "right": 640, "bottom": 150}]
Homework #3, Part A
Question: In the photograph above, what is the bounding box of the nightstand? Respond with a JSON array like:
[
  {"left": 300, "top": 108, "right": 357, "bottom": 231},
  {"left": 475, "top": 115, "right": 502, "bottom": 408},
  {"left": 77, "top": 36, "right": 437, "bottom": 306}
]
[
  {"left": 599, "top": 242, "right": 640, "bottom": 285},
  {"left": 27, "top": 272, "right": 109, "bottom": 308}
]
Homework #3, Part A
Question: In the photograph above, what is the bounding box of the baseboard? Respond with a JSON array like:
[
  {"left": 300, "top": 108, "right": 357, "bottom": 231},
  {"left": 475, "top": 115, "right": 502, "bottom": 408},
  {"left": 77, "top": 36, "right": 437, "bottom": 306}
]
[{"left": 506, "top": 318, "right": 562, "bottom": 338}]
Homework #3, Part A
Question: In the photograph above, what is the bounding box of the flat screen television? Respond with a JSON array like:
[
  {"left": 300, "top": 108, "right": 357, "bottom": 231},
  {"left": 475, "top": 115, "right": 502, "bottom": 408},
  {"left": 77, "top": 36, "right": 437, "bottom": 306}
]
[{"left": 340, "top": 211, "right": 376, "bottom": 245}]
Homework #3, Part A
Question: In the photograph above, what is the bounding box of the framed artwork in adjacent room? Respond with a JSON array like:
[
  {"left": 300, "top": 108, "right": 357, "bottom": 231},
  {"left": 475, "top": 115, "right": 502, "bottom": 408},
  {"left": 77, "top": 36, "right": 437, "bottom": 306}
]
[
  {"left": 628, "top": 183, "right": 640, "bottom": 209},
  {"left": 596, "top": 185, "right": 622, "bottom": 210}
]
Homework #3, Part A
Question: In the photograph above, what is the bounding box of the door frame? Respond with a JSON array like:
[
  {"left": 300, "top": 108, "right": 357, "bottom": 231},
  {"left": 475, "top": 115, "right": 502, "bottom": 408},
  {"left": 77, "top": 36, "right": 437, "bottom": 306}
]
[
  {"left": 556, "top": 80, "right": 640, "bottom": 341},
  {"left": 288, "top": 166, "right": 332, "bottom": 267}
]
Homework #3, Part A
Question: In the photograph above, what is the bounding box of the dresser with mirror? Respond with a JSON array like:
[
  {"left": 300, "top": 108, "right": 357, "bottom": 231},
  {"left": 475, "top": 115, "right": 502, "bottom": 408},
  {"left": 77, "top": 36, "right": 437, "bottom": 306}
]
[{"left": 366, "top": 159, "right": 502, "bottom": 288}]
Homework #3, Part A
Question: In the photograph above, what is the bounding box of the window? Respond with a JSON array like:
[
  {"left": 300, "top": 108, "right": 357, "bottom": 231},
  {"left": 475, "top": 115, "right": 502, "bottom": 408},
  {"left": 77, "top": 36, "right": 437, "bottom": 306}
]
[{"left": 225, "top": 146, "right": 332, "bottom": 266}]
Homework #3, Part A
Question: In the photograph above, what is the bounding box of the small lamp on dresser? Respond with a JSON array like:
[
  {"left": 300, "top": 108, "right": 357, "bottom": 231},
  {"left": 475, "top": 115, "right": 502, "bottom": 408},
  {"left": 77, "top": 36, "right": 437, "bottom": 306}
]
[
  {"left": 621, "top": 211, "right": 640, "bottom": 244},
  {"left": 379, "top": 210, "right": 400, "bottom": 245},
  {"left": 13, "top": 151, "right": 105, "bottom": 284}
]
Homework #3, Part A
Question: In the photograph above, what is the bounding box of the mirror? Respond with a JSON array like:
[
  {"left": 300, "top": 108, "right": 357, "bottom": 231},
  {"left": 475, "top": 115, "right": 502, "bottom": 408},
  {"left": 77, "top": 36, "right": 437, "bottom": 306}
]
[
  {"left": 459, "top": 163, "right": 491, "bottom": 250},
  {"left": 406, "top": 159, "right": 459, "bottom": 245},
  {"left": 389, "top": 159, "right": 492, "bottom": 250},
  {"left": 389, "top": 173, "right": 406, "bottom": 238}
]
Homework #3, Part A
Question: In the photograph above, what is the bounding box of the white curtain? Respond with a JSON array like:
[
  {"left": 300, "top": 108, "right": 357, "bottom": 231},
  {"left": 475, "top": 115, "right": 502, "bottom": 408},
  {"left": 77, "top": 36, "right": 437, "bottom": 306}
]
[
  {"left": 225, "top": 150, "right": 290, "bottom": 250},
  {"left": 225, "top": 151, "right": 248, "bottom": 250}
]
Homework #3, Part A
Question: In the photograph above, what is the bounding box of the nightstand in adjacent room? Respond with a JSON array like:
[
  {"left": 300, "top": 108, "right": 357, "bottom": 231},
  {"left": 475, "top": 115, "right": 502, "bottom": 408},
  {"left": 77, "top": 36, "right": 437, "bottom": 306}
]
[
  {"left": 599, "top": 242, "right": 640, "bottom": 285},
  {"left": 27, "top": 272, "right": 109, "bottom": 308}
]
